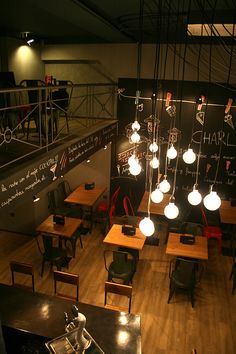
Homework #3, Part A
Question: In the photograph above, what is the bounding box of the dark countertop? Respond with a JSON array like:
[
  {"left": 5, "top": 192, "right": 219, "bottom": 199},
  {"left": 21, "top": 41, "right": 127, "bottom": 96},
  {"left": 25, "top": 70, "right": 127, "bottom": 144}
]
[{"left": 0, "top": 283, "right": 141, "bottom": 354}]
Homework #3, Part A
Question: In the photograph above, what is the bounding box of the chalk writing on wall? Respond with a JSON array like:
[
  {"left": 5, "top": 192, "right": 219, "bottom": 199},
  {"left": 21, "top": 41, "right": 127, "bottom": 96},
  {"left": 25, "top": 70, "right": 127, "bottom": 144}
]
[{"left": 0, "top": 123, "right": 117, "bottom": 210}]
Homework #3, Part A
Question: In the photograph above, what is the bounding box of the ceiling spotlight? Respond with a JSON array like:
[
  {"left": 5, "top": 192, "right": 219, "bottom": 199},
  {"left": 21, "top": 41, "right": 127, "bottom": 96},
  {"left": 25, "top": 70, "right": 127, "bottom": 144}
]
[
  {"left": 104, "top": 145, "right": 107, "bottom": 150},
  {"left": 86, "top": 159, "right": 91, "bottom": 163},
  {"left": 27, "top": 38, "right": 34, "bottom": 46},
  {"left": 33, "top": 195, "right": 40, "bottom": 202}
]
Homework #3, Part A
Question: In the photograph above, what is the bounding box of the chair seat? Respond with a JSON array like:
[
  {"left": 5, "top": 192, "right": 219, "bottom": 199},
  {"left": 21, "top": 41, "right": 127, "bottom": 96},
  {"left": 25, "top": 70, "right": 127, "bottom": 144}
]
[
  {"left": 204, "top": 226, "right": 222, "bottom": 238},
  {"left": 109, "top": 259, "right": 136, "bottom": 284}
]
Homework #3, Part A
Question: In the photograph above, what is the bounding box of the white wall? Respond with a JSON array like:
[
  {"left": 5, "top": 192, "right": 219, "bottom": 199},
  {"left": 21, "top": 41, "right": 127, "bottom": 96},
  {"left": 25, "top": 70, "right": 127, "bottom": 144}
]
[
  {"left": 6, "top": 37, "right": 44, "bottom": 84},
  {"left": 41, "top": 43, "right": 236, "bottom": 85}
]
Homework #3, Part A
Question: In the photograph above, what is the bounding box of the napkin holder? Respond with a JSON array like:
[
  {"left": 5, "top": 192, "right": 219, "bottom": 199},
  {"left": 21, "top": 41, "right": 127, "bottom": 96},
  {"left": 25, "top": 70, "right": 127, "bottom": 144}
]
[
  {"left": 53, "top": 214, "right": 65, "bottom": 225},
  {"left": 122, "top": 225, "right": 136, "bottom": 236},
  {"left": 85, "top": 182, "right": 95, "bottom": 190}
]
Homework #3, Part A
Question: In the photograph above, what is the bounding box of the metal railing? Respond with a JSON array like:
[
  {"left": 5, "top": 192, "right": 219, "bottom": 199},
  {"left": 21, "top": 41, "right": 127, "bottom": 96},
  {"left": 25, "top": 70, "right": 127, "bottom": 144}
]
[{"left": 0, "top": 82, "right": 117, "bottom": 170}]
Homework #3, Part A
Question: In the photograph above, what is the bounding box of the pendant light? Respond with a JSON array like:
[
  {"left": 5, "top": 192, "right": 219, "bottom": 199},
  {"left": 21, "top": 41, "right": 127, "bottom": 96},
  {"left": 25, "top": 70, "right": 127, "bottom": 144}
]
[
  {"left": 203, "top": 185, "right": 221, "bottom": 211},
  {"left": 159, "top": 175, "right": 171, "bottom": 193},
  {"left": 132, "top": 120, "right": 140, "bottom": 131},
  {"left": 130, "top": 131, "right": 140, "bottom": 144},
  {"left": 139, "top": 216, "right": 155, "bottom": 236},
  {"left": 164, "top": 198, "right": 179, "bottom": 219},
  {"left": 183, "top": 147, "right": 196, "bottom": 164},
  {"left": 150, "top": 156, "right": 159, "bottom": 169},
  {"left": 151, "top": 185, "right": 164, "bottom": 203},
  {"left": 149, "top": 141, "right": 158, "bottom": 153},
  {"left": 129, "top": 158, "right": 142, "bottom": 176},
  {"left": 167, "top": 144, "right": 177, "bottom": 159},
  {"left": 188, "top": 184, "right": 202, "bottom": 206}
]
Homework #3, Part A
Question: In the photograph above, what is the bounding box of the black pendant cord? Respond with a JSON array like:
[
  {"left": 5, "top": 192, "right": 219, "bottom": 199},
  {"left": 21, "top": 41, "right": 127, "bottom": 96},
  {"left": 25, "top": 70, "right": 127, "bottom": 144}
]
[
  {"left": 213, "top": 21, "right": 235, "bottom": 187},
  {"left": 171, "top": 0, "right": 191, "bottom": 200}
]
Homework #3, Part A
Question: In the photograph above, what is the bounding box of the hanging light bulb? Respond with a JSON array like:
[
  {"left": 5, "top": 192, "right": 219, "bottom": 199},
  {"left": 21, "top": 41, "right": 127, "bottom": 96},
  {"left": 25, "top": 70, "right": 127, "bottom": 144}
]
[
  {"left": 128, "top": 153, "right": 136, "bottom": 166},
  {"left": 183, "top": 148, "right": 196, "bottom": 164},
  {"left": 150, "top": 156, "right": 159, "bottom": 169},
  {"left": 131, "top": 120, "right": 140, "bottom": 131},
  {"left": 164, "top": 202, "right": 179, "bottom": 219},
  {"left": 167, "top": 144, "right": 177, "bottom": 159},
  {"left": 129, "top": 160, "right": 141, "bottom": 176},
  {"left": 149, "top": 141, "right": 158, "bottom": 153},
  {"left": 203, "top": 186, "right": 221, "bottom": 211},
  {"left": 151, "top": 187, "right": 164, "bottom": 203},
  {"left": 159, "top": 176, "right": 171, "bottom": 193},
  {"left": 187, "top": 185, "right": 202, "bottom": 206},
  {"left": 130, "top": 131, "right": 140, "bottom": 144},
  {"left": 139, "top": 217, "right": 155, "bottom": 237}
]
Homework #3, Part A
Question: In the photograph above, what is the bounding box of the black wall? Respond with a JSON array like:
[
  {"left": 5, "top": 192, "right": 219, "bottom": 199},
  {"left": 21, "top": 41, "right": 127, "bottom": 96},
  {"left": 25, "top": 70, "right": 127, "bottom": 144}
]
[{"left": 111, "top": 78, "right": 236, "bottom": 214}]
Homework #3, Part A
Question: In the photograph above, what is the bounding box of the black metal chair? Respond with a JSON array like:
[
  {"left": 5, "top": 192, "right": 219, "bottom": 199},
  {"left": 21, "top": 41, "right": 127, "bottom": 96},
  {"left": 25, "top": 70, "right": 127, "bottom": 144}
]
[
  {"left": 41, "top": 234, "right": 68, "bottom": 277},
  {"left": 104, "top": 250, "right": 136, "bottom": 285},
  {"left": 47, "top": 189, "right": 71, "bottom": 217},
  {"left": 62, "top": 227, "right": 83, "bottom": 258},
  {"left": 168, "top": 257, "right": 200, "bottom": 307},
  {"left": 19, "top": 79, "right": 45, "bottom": 139},
  {"left": 116, "top": 215, "right": 140, "bottom": 265},
  {"left": 229, "top": 235, "right": 236, "bottom": 294}
]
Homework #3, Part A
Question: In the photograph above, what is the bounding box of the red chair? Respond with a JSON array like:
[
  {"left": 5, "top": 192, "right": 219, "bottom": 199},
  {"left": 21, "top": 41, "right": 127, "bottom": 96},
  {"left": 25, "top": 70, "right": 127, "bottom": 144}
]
[
  {"left": 201, "top": 207, "right": 222, "bottom": 254},
  {"left": 123, "top": 195, "right": 135, "bottom": 216}
]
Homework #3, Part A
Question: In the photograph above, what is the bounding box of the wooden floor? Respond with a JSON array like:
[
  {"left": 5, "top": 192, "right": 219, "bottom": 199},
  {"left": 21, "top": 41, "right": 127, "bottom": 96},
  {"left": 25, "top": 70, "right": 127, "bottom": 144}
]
[{"left": 0, "top": 225, "right": 235, "bottom": 354}]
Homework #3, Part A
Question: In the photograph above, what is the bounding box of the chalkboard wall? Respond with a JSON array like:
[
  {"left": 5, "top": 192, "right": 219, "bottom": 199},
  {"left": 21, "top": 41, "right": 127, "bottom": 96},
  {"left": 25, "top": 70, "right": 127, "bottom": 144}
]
[
  {"left": 111, "top": 78, "right": 236, "bottom": 215},
  {"left": 0, "top": 123, "right": 117, "bottom": 212}
]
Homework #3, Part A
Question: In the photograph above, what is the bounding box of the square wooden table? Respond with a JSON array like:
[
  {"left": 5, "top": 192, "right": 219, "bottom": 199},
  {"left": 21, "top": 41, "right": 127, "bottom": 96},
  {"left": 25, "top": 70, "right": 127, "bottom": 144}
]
[
  {"left": 64, "top": 184, "right": 107, "bottom": 207},
  {"left": 219, "top": 200, "right": 236, "bottom": 225},
  {"left": 36, "top": 215, "right": 82, "bottom": 239},
  {"left": 166, "top": 232, "right": 208, "bottom": 260},
  {"left": 103, "top": 224, "right": 146, "bottom": 250},
  {"left": 64, "top": 184, "right": 107, "bottom": 232}
]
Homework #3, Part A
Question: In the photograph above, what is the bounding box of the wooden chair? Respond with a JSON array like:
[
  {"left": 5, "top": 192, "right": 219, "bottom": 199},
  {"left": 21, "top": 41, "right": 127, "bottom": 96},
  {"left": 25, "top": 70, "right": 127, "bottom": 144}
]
[
  {"left": 53, "top": 270, "right": 79, "bottom": 301},
  {"left": 10, "top": 261, "right": 35, "bottom": 292},
  {"left": 104, "top": 281, "right": 132, "bottom": 313}
]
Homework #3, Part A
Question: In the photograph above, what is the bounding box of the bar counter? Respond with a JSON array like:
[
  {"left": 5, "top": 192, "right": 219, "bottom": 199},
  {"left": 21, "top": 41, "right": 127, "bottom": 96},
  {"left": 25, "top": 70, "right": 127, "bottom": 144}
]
[{"left": 0, "top": 283, "right": 141, "bottom": 354}]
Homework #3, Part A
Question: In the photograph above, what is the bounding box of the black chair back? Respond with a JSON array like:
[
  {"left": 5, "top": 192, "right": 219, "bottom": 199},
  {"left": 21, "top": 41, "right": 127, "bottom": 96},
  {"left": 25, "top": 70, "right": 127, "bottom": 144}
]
[
  {"left": 42, "top": 234, "right": 54, "bottom": 258},
  {"left": 180, "top": 222, "right": 203, "bottom": 236}
]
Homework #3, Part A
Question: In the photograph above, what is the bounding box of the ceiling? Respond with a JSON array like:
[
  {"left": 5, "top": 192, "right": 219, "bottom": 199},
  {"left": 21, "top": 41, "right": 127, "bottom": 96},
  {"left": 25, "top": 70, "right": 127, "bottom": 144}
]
[{"left": 0, "top": 0, "right": 235, "bottom": 45}]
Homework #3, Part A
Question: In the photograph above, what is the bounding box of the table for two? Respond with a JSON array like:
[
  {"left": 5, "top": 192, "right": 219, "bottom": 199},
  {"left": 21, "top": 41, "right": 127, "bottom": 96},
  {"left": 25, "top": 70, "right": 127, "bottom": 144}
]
[
  {"left": 36, "top": 214, "right": 82, "bottom": 248},
  {"left": 166, "top": 232, "right": 208, "bottom": 260},
  {"left": 64, "top": 184, "right": 107, "bottom": 232}
]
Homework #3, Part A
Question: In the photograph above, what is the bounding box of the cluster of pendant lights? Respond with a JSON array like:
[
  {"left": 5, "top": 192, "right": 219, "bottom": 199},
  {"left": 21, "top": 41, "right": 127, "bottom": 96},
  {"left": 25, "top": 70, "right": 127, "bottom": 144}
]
[{"left": 129, "top": 120, "right": 221, "bottom": 237}]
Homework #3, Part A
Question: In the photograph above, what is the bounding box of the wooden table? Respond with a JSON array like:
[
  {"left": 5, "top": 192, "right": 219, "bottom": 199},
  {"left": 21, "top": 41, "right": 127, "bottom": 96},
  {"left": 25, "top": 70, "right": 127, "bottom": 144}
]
[
  {"left": 219, "top": 200, "right": 236, "bottom": 225},
  {"left": 166, "top": 233, "right": 208, "bottom": 260},
  {"left": 0, "top": 283, "right": 141, "bottom": 354},
  {"left": 220, "top": 200, "right": 236, "bottom": 252},
  {"left": 103, "top": 224, "right": 146, "bottom": 250},
  {"left": 64, "top": 184, "right": 107, "bottom": 207},
  {"left": 36, "top": 214, "right": 82, "bottom": 242},
  {"left": 64, "top": 184, "right": 107, "bottom": 232}
]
